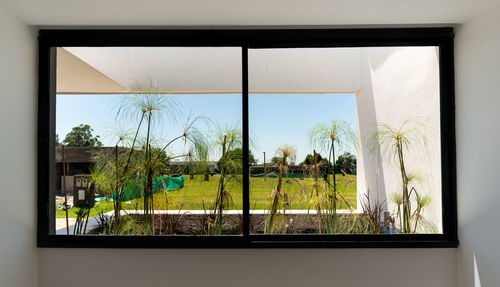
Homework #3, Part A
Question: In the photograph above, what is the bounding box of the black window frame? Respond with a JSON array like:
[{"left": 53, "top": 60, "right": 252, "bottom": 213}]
[{"left": 38, "top": 28, "right": 458, "bottom": 248}]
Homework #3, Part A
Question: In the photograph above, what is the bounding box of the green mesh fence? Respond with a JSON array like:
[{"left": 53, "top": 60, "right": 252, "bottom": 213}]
[
  {"left": 250, "top": 173, "right": 320, "bottom": 178},
  {"left": 111, "top": 176, "right": 184, "bottom": 202}
]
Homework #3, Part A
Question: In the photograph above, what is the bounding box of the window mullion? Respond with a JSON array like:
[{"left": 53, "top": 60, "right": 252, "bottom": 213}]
[{"left": 242, "top": 45, "right": 250, "bottom": 238}]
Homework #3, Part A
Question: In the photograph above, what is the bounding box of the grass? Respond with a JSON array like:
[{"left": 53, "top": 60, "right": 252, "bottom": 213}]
[{"left": 56, "top": 174, "right": 357, "bottom": 218}]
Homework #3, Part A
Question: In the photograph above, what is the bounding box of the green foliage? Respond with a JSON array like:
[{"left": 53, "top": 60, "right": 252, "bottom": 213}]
[
  {"left": 63, "top": 124, "right": 102, "bottom": 147},
  {"left": 334, "top": 152, "right": 356, "bottom": 174},
  {"left": 186, "top": 133, "right": 210, "bottom": 176},
  {"left": 270, "top": 156, "right": 282, "bottom": 165},
  {"left": 216, "top": 148, "right": 257, "bottom": 173},
  {"left": 300, "top": 153, "right": 333, "bottom": 171},
  {"left": 300, "top": 153, "right": 323, "bottom": 165},
  {"left": 95, "top": 81, "right": 207, "bottom": 234},
  {"left": 149, "top": 147, "right": 170, "bottom": 175}
]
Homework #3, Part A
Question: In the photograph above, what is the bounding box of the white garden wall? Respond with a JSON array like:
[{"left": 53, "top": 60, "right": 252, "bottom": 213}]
[{"left": 356, "top": 47, "right": 442, "bottom": 232}]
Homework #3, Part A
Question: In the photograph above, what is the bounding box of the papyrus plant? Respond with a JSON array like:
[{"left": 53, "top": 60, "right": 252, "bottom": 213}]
[
  {"left": 208, "top": 126, "right": 241, "bottom": 235},
  {"left": 265, "top": 145, "right": 296, "bottom": 234},
  {"left": 112, "top": 81, "right": 203, "bottom": 234},
  {"left": 370, "top": 120, "right": 434, "bottom": 233},
  {"left": 309, "top": 119, "right": 355, "bottom": 233}
]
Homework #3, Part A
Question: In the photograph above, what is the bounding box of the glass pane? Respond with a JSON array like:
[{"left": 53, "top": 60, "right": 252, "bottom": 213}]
[
  {"left": 249, "top": 47, "right": 442, "bottom": 235},
  {"left": 53, "top": 47, "right": 243, "bottom": 236}
]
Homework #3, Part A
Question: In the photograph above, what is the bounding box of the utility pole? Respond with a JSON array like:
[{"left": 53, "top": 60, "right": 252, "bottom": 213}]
[{"left": 263, "top": 152, "right": 266, "bottom": 182}]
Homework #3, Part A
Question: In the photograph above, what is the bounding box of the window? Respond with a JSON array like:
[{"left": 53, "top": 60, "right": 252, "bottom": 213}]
[{"left": 38, "top": 29, "right": 458, "bottom": 248}]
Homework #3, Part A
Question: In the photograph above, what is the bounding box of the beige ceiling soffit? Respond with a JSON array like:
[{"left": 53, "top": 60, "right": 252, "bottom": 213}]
[
  {"left": 56, "top": 48, "right": 128, "bottom": 94},
  {"left": 248, "top": 90, "right": 360, "bottom": 94},
  {"left": 59, "top": 89, "right": 359, "bottom": 95}
]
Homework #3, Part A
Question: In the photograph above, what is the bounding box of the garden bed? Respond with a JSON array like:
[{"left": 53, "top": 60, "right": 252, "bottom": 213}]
[{"left": 84, "top": 209, "right": 371, "bottom": 235}]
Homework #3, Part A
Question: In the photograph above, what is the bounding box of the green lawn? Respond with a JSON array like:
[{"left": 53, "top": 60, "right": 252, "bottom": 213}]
[{"left": 56, "top": 174, "right": 357, "bottom": 218}]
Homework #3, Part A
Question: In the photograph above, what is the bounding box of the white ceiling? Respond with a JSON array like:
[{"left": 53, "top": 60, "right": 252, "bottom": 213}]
[
  {"left": 58, "top": 46, "right": 435, "bottom": 93},
  {"left": 62, "top": 47, "right": 243, "bottom": 92},
  {"left": 0, "top": 0, "right": 498, "bottom": 26}
]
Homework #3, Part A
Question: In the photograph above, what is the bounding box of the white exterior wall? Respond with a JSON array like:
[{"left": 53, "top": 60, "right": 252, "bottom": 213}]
[
  {"left": 0, "top": 4, "right": 38, "bottom": 287},
  {"left": 356, "top": 47, "right": 442, "bottom": 232}
]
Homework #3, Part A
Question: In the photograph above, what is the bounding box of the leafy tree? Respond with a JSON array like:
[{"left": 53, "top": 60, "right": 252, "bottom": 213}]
[
  {"left": 270, "top": 156, "right": 282, "bottom": 165},
  {"left": 300, "top": 153, "right": 323, "bottom": 165},
  {"left": 63, "top": 124, "right": 102, "bottom": 147},
  {"left": 55, "top": 134, "right": 60, "bottom": 146},
  {"left": 140, "top": 147, "right": 170, "bottom": 175},
  {"left": 216, "top": 148, "right": 257, "bottom": 172},
  {"left": 334, "top": 152, "right": 357, "bottom": 174},
  {"left": 300, "top": 153, "right": 333, "bottom": 172}
]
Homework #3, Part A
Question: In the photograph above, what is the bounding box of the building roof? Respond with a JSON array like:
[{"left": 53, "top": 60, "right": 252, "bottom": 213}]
[
  {"left": 55, "top": 147, "right": 219, "bottom": 165},
  {"left": 55, "top": 146, "right": 115, "bottom": 163}
]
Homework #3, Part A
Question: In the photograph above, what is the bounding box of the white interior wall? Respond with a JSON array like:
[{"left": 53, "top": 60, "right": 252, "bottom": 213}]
[
  {"left": 3, "top": 0, "right": 500, "bottom": 286},
  {"left": 455, "top": 2, "right": 500, "bottom": 286},
  {"left": 38, "top": 48, "right": 449, "bottom": 287},
  {"left": 1, "top": 0, "right": 497, "bottom": 25},
  {"left": 0, "top": 4, "right": 38, "bottom": 287},
  {"left": 38, "top": 248, "right": 456, "bottom": 287}
]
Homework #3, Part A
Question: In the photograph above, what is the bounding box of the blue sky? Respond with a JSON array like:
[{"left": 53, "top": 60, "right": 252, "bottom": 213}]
[{"left": 56, "top": 93, "right": 356, "bottom": 163}]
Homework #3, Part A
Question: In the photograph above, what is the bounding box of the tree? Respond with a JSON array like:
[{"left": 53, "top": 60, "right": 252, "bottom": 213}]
[
  {"left": 145, "top": 147, "right": 170, "bottom": 175},
  {"left": 299, "top": 153, "right": 323, "bottom": 165},
  {"left": 216, "top": 148, "right": 257, "bottom": 172},
  {"left": 63, "top": 124, "right": 102, "bottom": 147},
  {"left": 334, "top": 152, "right": 357, "bottom": 174},
  {"left": 300, "top": 153, "right": 333, "bottom": 173},
  {"left": 270, "top": 156, "right": 282, "bottom": 165}
]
